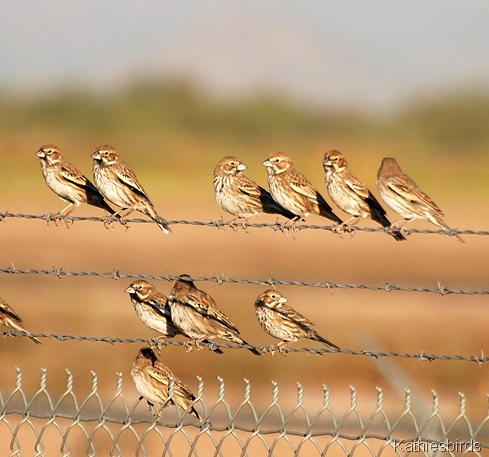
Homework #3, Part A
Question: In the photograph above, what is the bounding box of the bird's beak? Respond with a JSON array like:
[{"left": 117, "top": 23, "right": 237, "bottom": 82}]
[
  {"left": 91, "top": 151, "right": 101, "bottom": 160},
  {"left": 125, "top": 286, "right": 135, "bottom": 294},
  {"left": 263, "top": 159, "right": 272, "bottom": 167},
  {"left": 278, "top": 296, "right": 287, "bottom": 304},
  {"left": 36, "top": 150, "right": 45, "bottom": 158},
  {"left": 237, "top": 163, "right": 247, "bottom": 171}
]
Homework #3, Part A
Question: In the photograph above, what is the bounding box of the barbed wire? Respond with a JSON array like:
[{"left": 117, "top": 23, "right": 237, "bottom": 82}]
[
  {"left": 1, "top": 265, "right": 487, "bottom": 296},
  {"left": 1, "top": 330, "right": 487, "bottom": 365},
  {"left": 0, "top": 211, "right": 484, "bottom": 238}
]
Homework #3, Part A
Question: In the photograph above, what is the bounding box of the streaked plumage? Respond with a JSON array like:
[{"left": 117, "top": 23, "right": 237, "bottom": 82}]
[
  {"left": 263, "top": 151, "right": 342, "bottom": 224},
  {"left": 125, "top": 280, "right": 223, "bottom": 354},
  {"left": 36, "top": 144, "right": 117, "bottom": 219},
  {"left": 323, "top": 150, "right": 405, "bottom": 241},
  {"left": 168, "top": 275, "right": 261, "bottom": 356},
  {"left": 0, "top": 297, "right": 41, "bottom": 344},
  {"left": 377, "top": 157, "right": 464, "bottom": 243},
  {"left": 131, "top": 347, "right": 201, "bottom": 420},
  {"left": 213, "top": 156, "right": 295, "bottom": 221},
  {"left": 254, "top": 289, "right": 338, "bottom": 354},
  {"left": 91, "top": 145, "right": 171, "bottom": 233}
]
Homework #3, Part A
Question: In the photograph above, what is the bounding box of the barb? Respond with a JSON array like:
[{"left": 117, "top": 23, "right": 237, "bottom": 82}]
[
  {"left": 1, "top": 330, "right": 487, "bottom": 364},
  {"left": 0, "top": 266, "right": 487, "bottom": 296},
  {"left": 0, "top": 211, "right": 484, "bottom": 238}
]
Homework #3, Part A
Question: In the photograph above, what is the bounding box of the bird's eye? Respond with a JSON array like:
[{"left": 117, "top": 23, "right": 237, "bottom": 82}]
[
  {"left": 230, "top": 161, "right": 236, "bottom": 166},
  {"left": 46, "top": 149, "right": 52, "bottom": 155},
  {"left": 273, "top": 158, "right": 280, "bottom": 163},
  {"left": 270, "top": 294, "right": 276, "bottom": 299}
]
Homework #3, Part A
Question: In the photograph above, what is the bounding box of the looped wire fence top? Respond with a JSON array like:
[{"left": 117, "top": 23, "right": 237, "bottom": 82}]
[{"left": 0, "top": 368, "right": 487, "bottom": 457}]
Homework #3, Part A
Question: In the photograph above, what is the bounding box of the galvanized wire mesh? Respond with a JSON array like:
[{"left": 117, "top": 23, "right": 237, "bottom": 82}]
[{"left": 0, "top": 368, "right": 487, "bottom": 457}]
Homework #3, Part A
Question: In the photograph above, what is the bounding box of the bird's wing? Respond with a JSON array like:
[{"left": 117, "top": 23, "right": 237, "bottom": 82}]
[
  {"left": 288, "top": 173, "right": 319, "bottom": 202},
  {"left": 114, "top": 163, "right": 152, "bottom": 201},
  {"left": 0, "top": 298, "right": 23, "bottom": 323},
  {"left": 185, "top": 291, "right": 240, "bottom": 334},
  {"left": 343, "top": 174, "right": 370, "bottom": 200},
  {"left": 274, "top": 303, "right": 315, "bottom": 328},
  {"left": 60, "top": 161, "right": 94, "bottom": 190},
  {"left": 386, "top": 175, "right": 444, "bottom": 215},
  {"left": 236, "top": 177, "right": 261, "bottom": 198},
  {"left": 147, "top": 365, "right": 194, "bottom": 399}
]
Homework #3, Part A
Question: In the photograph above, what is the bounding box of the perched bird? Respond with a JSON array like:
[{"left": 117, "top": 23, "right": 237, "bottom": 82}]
[
  {"left": 213, "top": 156, "right": 296, "bottom": 222},
  {"left": 254, "top": 289, "right": 338, "bottom": 355},
  {"left": 377, "top": 157, "right": 464, "bottom": 243},
  {"left": 263, "top": 151, "right": 342, "bottom": 224},
  {"left": 36, "top": 144, "right": 117, "bottom": 220},
  {"left": 125, "top": 280, "right": 223, "bottom": 354},
  {"left": 322, "top": 150, "right": 405, "bottom": 241},
  {"left": 91, "top": 145, "right": 171, "bottom": 234},
  {"left": 168, "top": 275, "right": 261, "bottom": 356},
  {"left": 131, "top": 347, "right": 201, "bottom": 420},
  {"left": 0, "top": 297, "right": 41, "bottom": 344}
]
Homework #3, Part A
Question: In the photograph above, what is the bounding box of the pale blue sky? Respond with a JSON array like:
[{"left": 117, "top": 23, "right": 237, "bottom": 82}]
[{"left": 2, "top": 1, "right": 489, "bottom": 111}]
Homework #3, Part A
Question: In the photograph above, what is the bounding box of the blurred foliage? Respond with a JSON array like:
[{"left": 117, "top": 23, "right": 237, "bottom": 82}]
[{"left": 1, "top": 80, "right": 488, "bottom": 197}]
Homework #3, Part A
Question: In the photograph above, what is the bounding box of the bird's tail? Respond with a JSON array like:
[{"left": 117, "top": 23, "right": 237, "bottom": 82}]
[
  {"left": 431, "top": 216, "right": 465, "bottom": 244},
  {"left": 153, "top": 215, "right": 172, "bottom": 234},
  {"left": 371, "top": 208, "right": 406, "bottom": 241},
  {"left": 312, "top": 332, "right": 339, "bottom": 351},
  {"left": 237, "top": 337, "right": 261, "bottom": 356}
]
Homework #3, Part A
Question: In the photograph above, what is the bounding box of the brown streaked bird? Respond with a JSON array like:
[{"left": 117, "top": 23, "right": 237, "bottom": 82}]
[
  {"left": 125, "top": 280, "right": 223, "bottom": 354},
  {"left": 91, "top": 145, "right": 171, "bottom": 234},
  {"left": 168, "top": 275, "right": 261, "bottom": 356},
  {"left": 36, "top": 144, "right": 118, "bottom": 220},
  {"left": 263, "top": 151, "right": 343, "bottom": 224},
  {"left": 131, "top": 347, "right": 201, "bottom": 420},
  {"left": 323, "top": 150, "right": 405, "bottom": 241},
  {"left": 377, "top": 157, "right": 464, "bottom": 243},
  {"left": 213, "top": 156, "right": 296, "bottom": 222},
  {"left": 254, "top": 289, "right": 338, "bottom": 355},
  {"left": 0, "top": 297, "right": 41, "bottom": 344}
]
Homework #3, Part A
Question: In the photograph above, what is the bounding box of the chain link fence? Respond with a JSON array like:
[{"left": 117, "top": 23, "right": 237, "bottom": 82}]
[{"left": 0, "top": 367, "right": 487, "bottom": 456}]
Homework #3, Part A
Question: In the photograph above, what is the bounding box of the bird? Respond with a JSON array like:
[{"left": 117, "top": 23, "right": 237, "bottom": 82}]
[
  {"left": 263, "top": 151, "right": 343, "bottom": 224},
  {"left": 254, "top": 289, "right": 339, "bottom": 355},
  {"left": 125, "top": 280, "right": 223, "bottom": 354},
  {"left": 36, "top": 144, "right": 118, "bottom": 221},
  {"left": 322, "top": 150, "right": 405, "bottom": 241},
  {"left": 167, "top": 274, "right": 261, "bottom": 356},
  {"left": 213, "top": 156, "right": 296, "bottom": 223},
  {"left": 376, "top": 157, "right": 464, "bottom": 243},
  {"left": 0, "top": 297, "right": 41, "bottom": 344},
  {"left": 91, "top": 145, "right": 171, "bottom": 234},
  {"left": 131, "top": 347, "right": 201, "bottom": 420}
]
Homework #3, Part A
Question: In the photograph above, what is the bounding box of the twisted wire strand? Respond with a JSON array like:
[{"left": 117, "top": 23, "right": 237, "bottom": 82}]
[
  {"left": 1, "top": 330, "right": 487, "bottom": 365},
  {"left": 0, "top": 211, "right": 484, "bottom": 238},
  {"left": 1, "top": 265, "right": 487, "bottom": 296}
]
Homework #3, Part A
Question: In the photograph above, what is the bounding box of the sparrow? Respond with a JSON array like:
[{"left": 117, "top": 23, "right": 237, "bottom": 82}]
[
  {"left": 0, "top": 297, "right": 41, "bottom": 344},
  {"left": 376, "top": 157, "right": 464, "bottom": 243},
  {"left": 254, "top": 290, "right": 338, "bottom": 355},
  {"left": 213, "top": 156, "right": 296, "bottom": 222},
  {"left": 131, "top": 347, "right": 201, "bottom": 420},
  {"left": 91, "top": 145, "right": 171, "bottom": 234},
  {"left": 168, "top": 275, "right": 261, "bottom": 356},
  {"left": 322, "top": 150, "right": 405, "bottom": 241},
  {"left": 36, "top": 144, "right": 118, "bottom": 220},
  {"left": 263, "top": 151, "right": 343, "bottom": 224},
  {"left": 125, "top": 280, "right": 223, "bottom": 354}
]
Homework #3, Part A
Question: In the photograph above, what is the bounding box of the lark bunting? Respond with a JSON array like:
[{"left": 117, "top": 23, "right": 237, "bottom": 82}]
[
  {"left": 91, "top": 145, "right": 171, "bottom": 233},
  {"left": 168, "top": 275, "right": 261, "bottom": 356},
  {"left": 254, "top": 290, "right": 338, "bottom": 355},
  {"left": 131, "top": 347, "right": 201, "bottom": 420},
  {"left": 377, "top": 157, "right": 464, "bottom": 243}
]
